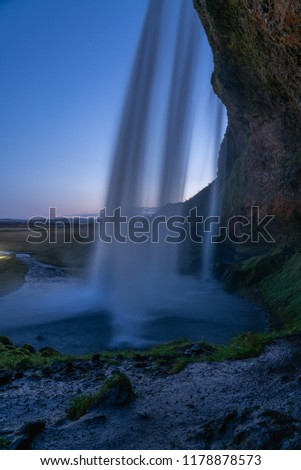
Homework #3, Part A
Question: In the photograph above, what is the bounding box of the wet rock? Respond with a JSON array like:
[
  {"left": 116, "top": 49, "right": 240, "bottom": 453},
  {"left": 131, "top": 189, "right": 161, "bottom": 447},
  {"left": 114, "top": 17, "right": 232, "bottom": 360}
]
[{"left": 184, "top": 344, "right": 204, "bottom": 356}]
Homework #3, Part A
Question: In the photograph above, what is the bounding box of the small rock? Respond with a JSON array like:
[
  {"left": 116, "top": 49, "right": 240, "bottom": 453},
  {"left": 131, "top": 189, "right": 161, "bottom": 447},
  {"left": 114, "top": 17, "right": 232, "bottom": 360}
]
[
  {"left": 35, "top": 335, "right": 45, "bottom": 341},
  {"left": 80, "top": 414, "right": 106, "bottom": 424},
  {"left": 39, "top": 346, "right": 60, "bottom": 357},
  {"left": 21, "top": 344, "right": 36, "bottom": 354},
  {"left": 0, "top": 370, "right": 13, "bottom": 386},
  {"left": 19, "top": 421, "right": 45, "bottom": 436},
  {"left": 64, "top": 362, "right": 75, "bottom": 374},
  {"left": 10, "top": 437, "right": 32, "bottom": 450},
  {"left": 0, "top": 336, "right": 13, "bottom": 346},
  {"left": 281, "top": 375, "right": 290, "bottom": 383},
  {"left": 10, "top": 421, "right": 45, "bottom": 450},
  {"left": 133, "top": 354, "right": 145, "bottom": 362},
  {"left": 93, "top": 373, "right": 134, "bottom": 409},
  {"left": 14, "top": 371, "right": 25, "bottom": 380},
  {"left": 29, "top": 373, "right": 41, "bottom": 380},
  {"left": 133, "top": 362, "right": 148, "bottom": 369},
  {"left": 190, "top": 344, "right": 203, "bottom": 354},
  {"left": 136, "top": 410, "right": 151, "bottom": 420},
  {"left": 42, "top": 367, "right": 52, "bottom": 378},
  {"left": 184, "top": 344, "right": 203, "bottom": 356},
  {"left": 92, "top": 353, "right": 101, "bottom": 362}
]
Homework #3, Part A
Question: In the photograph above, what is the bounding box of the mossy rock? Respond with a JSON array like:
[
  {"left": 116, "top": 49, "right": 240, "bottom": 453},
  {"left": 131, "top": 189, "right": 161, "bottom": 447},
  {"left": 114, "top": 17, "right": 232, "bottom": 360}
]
[
  {"left": 21, "top": 344, "right": 36, "bottom": 354},
  {"left": 0, "top": 336, "right": 13, "bottom": 346},
  {"left": 39, "top": 347, "right": 60, "bottom": 357},
  {"left": 224, "top": 248, "right": 292, "bottom": 290},
  {"left": 259, "top": 253, "right": 301, "bottom": 329},
  {"left": 67, "top": 373, "right": 133, "bottom": 421},
  {"left": 4, "top": 344, "right": 16, "bottom": 351}
]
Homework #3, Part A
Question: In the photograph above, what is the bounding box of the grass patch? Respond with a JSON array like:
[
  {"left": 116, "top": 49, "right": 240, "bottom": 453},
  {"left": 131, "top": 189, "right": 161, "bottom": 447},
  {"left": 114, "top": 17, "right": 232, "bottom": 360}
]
[
  {"left": 0, "top": 342, "right": 72, "bottom": 371},
  {"left": 170, "top": 357, "right": 193, "bottom": 374},
  {"left": 0, "top": 254, "right": 28, "bottom": 295},
  {"left": 101, "top": 339, "right": 215, "bottom": 373},
  {"left": 66, "top": 394, "right": 96, "bottom": 421},
  {"left": 208, "top": 331, "right": 285, "bottom": 362}
]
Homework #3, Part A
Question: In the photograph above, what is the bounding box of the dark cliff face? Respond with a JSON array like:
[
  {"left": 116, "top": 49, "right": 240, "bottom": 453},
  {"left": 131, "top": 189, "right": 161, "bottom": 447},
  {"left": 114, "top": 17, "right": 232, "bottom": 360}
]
[{"left": 194, "top": 0, "right": 301, "bottom": 227}]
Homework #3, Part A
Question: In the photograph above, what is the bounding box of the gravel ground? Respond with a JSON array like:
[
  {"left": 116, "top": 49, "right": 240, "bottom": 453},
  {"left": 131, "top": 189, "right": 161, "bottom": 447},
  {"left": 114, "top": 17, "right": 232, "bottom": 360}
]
[{"left": 1, "top": 335, "right": 301, "bottom": 450}]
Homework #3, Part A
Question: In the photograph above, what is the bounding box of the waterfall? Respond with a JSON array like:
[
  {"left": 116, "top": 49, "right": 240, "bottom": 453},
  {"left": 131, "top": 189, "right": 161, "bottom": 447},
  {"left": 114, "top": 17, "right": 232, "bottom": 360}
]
[
  {"left": 92, "top": 0, "right": 226, "bottom": 344},
  {"left": 201, "top": 96, "right": 225, "bottom": 280}
]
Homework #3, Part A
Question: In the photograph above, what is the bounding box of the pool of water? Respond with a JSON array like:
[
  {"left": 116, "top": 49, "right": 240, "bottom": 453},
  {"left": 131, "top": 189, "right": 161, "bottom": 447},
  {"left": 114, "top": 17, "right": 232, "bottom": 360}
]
[{"left": 0, "top": 252, "right": 267, "bottom": 354}]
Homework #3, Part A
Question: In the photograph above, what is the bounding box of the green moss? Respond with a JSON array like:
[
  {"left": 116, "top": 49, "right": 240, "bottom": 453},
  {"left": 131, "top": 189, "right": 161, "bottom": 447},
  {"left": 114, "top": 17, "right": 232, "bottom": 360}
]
[
  {"left": 259, "top": 253, "right": 301, "bottom": 328},
  {"left": 99, "top": 338, "right": 204, "bottom": 373},
  {"left": 223, "top": 246, "right": 301, "bottom": 336},
  {"left": 223, "top": 142, "right": 250, "bottom": 216},
  {"left": 0, "top": 341, "right": 71, "bottom": 370},
  {"left": 21, "top": 344, "right": 36, "bottom": 354},
  {"left": 225, "top": 248, "right": 289, "bottom": 290},
  {"left": 209, "top": 331, "right": 284, "bottom": 362},
  {"left": 171, "top": 357, "right": 193, "bottom": 374},
  {"left": 66, "top": 394, "right": 96, "bottom": 421},
  {"left": 0, "top": 336, "right": 12, "bottom": 346},
  {"left": 67, "top": 373, "right": 133, "bottom": 420}
]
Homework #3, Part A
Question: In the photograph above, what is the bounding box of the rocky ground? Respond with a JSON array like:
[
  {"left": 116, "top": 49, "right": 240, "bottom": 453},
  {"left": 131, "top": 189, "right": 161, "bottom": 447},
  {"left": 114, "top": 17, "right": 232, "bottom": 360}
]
[{"left": 1, "top": 335, "right": 301, "bottom": 450}]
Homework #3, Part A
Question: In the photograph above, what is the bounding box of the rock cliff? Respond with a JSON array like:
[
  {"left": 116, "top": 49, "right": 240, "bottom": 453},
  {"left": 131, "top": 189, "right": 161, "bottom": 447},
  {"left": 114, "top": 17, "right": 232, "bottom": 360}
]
[{"left": 194, "top": 0, "right": 301, "bottom": 229}]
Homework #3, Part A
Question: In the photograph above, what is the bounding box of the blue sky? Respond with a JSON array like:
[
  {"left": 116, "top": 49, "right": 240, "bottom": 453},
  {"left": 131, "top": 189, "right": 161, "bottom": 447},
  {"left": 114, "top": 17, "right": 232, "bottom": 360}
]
[{"left": 0, "top": 0, "right": 226, "bottom": 219}]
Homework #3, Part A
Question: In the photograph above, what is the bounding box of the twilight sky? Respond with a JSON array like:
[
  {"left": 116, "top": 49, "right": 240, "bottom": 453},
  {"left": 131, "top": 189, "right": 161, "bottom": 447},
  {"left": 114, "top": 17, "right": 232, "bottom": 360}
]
[{"left": 0, "top": 0, "right": 226, "bottom": 219}]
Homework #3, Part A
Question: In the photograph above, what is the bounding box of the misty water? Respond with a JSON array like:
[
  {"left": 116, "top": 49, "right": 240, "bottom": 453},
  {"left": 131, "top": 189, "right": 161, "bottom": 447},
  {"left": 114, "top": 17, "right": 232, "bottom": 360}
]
[
  {"left": 0, "top": 252, "right": 266, "bottom": 354},
  {"left": 0, "top": 0, "right": 267, "bottom": 353}
]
